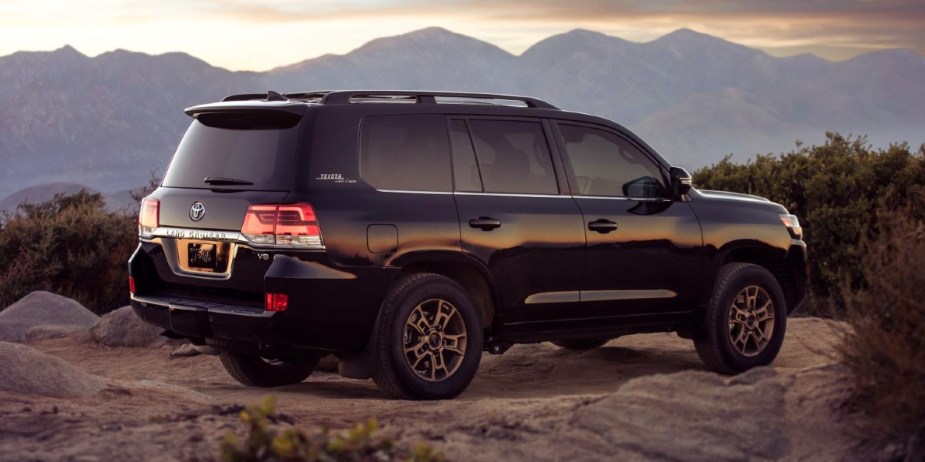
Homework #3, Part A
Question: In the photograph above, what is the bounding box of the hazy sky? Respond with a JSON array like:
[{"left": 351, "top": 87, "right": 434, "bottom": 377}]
[{"left": 2, "top": 0, "right": 923, "bottom": 71}]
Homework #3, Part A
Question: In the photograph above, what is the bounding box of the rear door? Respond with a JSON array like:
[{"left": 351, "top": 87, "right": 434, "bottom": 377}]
[
  {"left": 449, "top": 118, "right": 586, "bottom": 327},
  {"left": 554, "top": 122, "right": 704, "bottom": 319}
]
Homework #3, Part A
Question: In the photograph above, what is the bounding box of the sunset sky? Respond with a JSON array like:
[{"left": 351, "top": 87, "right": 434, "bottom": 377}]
[{"left": 2, "top": 0, "right": 923, "bottom": 71}]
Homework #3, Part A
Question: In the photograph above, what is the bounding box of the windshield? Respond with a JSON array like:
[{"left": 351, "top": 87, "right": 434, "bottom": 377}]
[{"left": 162, "top": 111, "right": 301, "bottom": 191}]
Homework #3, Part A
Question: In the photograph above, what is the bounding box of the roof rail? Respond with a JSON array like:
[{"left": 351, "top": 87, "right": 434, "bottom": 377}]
[
  {"left": 220, "top": 90, "right": 560, "bottom": 110},
  {"left": 319, "top": 91, "right": 559, "bottom": 109}
]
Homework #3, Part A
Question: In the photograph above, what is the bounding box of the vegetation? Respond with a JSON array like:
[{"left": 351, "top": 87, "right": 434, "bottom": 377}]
[
  {"left": 838, "top": 208, "right": 925, "bottom": 438},
  {"left": 694, "top": 133, "right": 925, "bottom": 307},
  {"left": 0, "top": 190, "right": 137, "bottom": 314},
  {"left": 221, "top": 396, "right": 442, "bottom": 462}
]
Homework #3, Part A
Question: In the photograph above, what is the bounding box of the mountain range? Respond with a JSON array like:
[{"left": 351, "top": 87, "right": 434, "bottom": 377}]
[{"left": 1, "top": 27, "right": 923, "bottom": 200}]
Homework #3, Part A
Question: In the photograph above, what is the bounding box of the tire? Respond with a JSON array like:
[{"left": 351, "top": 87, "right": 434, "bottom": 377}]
[
  {"left": 552, "top": 338, "right": 610, "bottom": 350},
  {"left": 219, "top": 351, "right": 321, "bottom": 387},
  {"left": 373, "top": 273, "right": 484, "bottom": 400},
  {"left": 694, "top": 263, "right": 788, "bottom": 375}
]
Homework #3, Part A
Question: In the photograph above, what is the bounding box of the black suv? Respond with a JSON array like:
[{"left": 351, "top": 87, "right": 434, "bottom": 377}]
[{"left": 130, "top": 90, "right": 807, "bottom": 399}]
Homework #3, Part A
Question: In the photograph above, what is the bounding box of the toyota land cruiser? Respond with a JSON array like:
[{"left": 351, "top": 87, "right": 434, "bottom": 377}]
[{"left": 129, "top": 90, "right": 807, "bottom": 399}]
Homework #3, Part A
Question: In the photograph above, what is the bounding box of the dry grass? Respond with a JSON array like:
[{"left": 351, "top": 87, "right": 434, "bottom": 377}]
[{"left": 839, "top": 209, "right": 925, "bottom": 438}]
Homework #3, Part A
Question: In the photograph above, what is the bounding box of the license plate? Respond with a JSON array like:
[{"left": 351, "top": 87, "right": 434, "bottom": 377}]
[{"left": 188, "top": 243, "right": 217, "bottom": 269}]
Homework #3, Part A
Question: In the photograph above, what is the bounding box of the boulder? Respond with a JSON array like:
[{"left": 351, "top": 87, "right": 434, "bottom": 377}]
[
  {"left": 169, "top": 342, "right": 202, "bottom": 358},
  {"left": 571, "top": 367, "right": 790, "bottom": 461},
  {"left": 25, "top": 324, "right": 91, "bottom": 342},
  {"left": 0, "top": 291, "right": 99, "bottom": 342},
  {"left": 0, "top": 341, "right": 107, "bottom": 398},
  {"left": 90, "top": 306, "right": 164, "bottom": 348}
]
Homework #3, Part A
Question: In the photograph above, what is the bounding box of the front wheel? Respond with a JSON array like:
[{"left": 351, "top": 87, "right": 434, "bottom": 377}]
[
  {"left": 694, "top": 263, "right": 788, "bottom": 375},
  {"left": 373, "top": 273, "right": 483, "bottom": 400}
]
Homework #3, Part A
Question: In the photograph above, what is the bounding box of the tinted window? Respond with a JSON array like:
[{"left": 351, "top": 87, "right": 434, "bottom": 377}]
[
  {"left": 559, "top": 124, "right": 666, "bottom": 198},
  {"left": 360, "top": 115, "right": 452, "bottom": 192},
  {"left": 162, "top": 111, "right": 300, "bottom": 190},
  {"left": 449, "top": 120, "right": 483, "bottom": 192},
  {"left": 468, "top": 120, "right": 558, "bottom": 195}
]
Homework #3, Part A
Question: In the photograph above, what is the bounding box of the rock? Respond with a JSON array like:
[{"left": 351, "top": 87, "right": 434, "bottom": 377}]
[
  {"left": 317, "top": 354, "right": 339, "bottom": 372},
  {"left": 90, "top": 306, "right": 164, "bottom": 348},
  {"left": 0, "top": 341, "right": 107, "bottom": 398},
  {"left": 24, "top": 324, "right": 91, "bottom": 342},
  {"left": 125, "top": 380, "right": 214, "bottom": 405},
  {"left": 571, "top": 367, "right": 791, "bottom": 461},
  {"left": 0, "top": 322, "right": 29, "bottom": 342},
  {"left": 169, "top": 342, "right": 202, "bottom": 358},
  {"left": 0, "top": 291, "right": 99, "bottom": 342}
]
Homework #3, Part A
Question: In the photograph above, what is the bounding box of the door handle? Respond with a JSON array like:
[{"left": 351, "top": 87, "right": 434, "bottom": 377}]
[
  {"left": 469, "top": 217, "right": 502, "bottom": 231},
  {"left": 588, "top": 219, "right": 618, "bottom": 234}
]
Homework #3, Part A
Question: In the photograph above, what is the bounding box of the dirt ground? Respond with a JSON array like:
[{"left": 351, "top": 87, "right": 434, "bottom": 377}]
[{"left": 0, "top": 317, "right": 899, "bottom": 461}]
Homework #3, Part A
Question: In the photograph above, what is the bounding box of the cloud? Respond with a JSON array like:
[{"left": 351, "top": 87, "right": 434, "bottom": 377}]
[{"left": 0, "top": 0, "right": 922, "bottom": 70}]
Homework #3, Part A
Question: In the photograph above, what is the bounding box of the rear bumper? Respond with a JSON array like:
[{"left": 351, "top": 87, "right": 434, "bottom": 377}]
[{"left": 129, "top": 242, "right": 396, "bottom": 352}]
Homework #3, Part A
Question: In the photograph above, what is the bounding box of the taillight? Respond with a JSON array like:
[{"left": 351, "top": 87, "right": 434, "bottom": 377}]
[
  {"left": 241, "top": 203, "right": 323, "bottom": 248},
  {"left": 139, "top": 197, "right": 159, "bottom": 236},
  {"left": 265, "top": 292, "right": 288, "bottom": 312},
  {"left": 128, "top": 276, "right": 136, "bottom": 295}
]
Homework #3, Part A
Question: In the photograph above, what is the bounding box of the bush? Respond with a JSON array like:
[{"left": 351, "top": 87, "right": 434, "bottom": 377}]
[
  {"left": 839, "top": 208, "right": 925, "bottom": 438},
  {"left": 0, "top": 190, "right": 137, "bottom": 314},
  {"left": 694, "top": 133, "right": 925, "bottom": 308},
  {"left": 221, "top": 396, "right": 442, "bottom": 462}
]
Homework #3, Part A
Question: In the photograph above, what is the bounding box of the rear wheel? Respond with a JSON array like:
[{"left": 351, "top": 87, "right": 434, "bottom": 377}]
[
  {"left": 373, "top": 273, "right": 483, "bottom": 400},
  {"left": 694, "top": 263, "right": 787, "bottom": 374},
  {"left": 552, "top": 338, "right": 610, "bottom": 350},
  {"left": 219, "top": 351, "right": 321, "bottom": 387}
]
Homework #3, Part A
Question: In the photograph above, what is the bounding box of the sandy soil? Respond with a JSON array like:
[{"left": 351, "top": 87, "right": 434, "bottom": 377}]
[{"left": 0, "top": 317, "right": 895, "bottom": 461}]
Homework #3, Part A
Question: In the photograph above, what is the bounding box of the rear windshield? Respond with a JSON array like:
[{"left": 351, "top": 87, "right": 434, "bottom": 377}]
[{"left": 162, "top": 111, "right": 301, "bottom": 190}]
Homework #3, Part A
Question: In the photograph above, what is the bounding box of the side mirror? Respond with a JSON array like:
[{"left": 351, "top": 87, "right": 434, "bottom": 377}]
[{"left": 670, "top": 167, "right": 692, "bottom": 198}]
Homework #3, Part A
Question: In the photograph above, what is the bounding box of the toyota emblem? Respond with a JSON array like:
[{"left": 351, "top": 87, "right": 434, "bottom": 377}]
[{"left": 189, "top": 202, "right": 206, "bottom": 221}]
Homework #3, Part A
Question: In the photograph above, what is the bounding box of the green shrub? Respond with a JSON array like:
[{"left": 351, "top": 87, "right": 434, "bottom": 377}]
[
  {"left": 694, "top": 133, "right": 925, "bottom": 308},
  {"left": 221, "top": 396, "right": 442, "bottom": 462},
  {"left": 0, "top": 190, "right": 137, "bottom": 314},
  {"left": 839, "top": 208, "right": 925, "bottom": 438}
]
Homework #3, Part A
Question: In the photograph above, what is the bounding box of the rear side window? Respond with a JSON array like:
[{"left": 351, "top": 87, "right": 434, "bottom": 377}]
[
  {"left": 162, "top": 111, "right": 300, "bottom": 190},
  {"left": 467, "top": 120, "right": 558, "bottom": 195},
  {"left": 360, "top": 115, "right": 452, "bottom": 192}
]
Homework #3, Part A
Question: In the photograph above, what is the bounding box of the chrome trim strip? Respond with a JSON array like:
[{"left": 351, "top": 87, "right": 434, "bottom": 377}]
[
  {"left": 142, "top": 227, "right": 245, "bottom": 242},
  {"left": 573, "top": 196, "right": 673, "bottom": 202},
  {"left": 524, "top": 289, "right": 678, "bottom": 304},
  {"left": 454, "top": 191, "right": 571, "bottom": 199},
  {"left": 131, "top": 294, "right": 274, "bottom": 318},
  {"left": 376, "top": 189, "right": 454, "bottom": 195},
  {"left": 524, "top": 291, "right": 580, "bottom": 304},
  {"left": 376, "top": 189, "right": 572, "bottom": 199},
  {"left": 581, "top": 289, "right": 677, "bottom": 302},
  {"left": 140, "top": 226, "right": 325, "bottom": 250}
]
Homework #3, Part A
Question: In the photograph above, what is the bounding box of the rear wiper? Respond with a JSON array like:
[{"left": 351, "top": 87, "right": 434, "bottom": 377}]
[{"left": 203, "top": 176, "right": 254, "bottom": 186}]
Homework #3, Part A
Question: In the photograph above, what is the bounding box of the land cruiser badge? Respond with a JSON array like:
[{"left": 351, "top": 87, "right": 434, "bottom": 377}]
[{"left": 190, "top": 201, "right": 206, "bottom": 221}]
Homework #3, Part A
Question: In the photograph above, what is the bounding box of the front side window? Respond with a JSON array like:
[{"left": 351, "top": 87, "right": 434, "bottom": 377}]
[
  {"left": 467, "top": 120, "right": 558, "bottom": 195},
  {"left": 359, "top": 114, "right": 452, "bottom": 192},
  {"left": 558, "top": 124, "right": 666, "bottom": 198}
]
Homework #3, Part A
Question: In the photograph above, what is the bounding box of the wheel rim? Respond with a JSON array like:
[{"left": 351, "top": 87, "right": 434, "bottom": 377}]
[
  {"left": 403, "top": 298, "right": 468, "bottom": 382},
  {"left": 727, "top": 285, "right": 775, "bottom": 357}
]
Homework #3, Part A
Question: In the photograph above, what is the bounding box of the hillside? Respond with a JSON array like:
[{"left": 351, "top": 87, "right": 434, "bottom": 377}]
[{"left": 0, "top": 27, "right": 923, "bottom": 198}]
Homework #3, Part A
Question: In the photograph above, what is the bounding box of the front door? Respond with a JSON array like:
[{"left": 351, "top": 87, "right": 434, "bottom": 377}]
[{"left": 555, "top": 122, "right": 704, "bottom": 320}]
